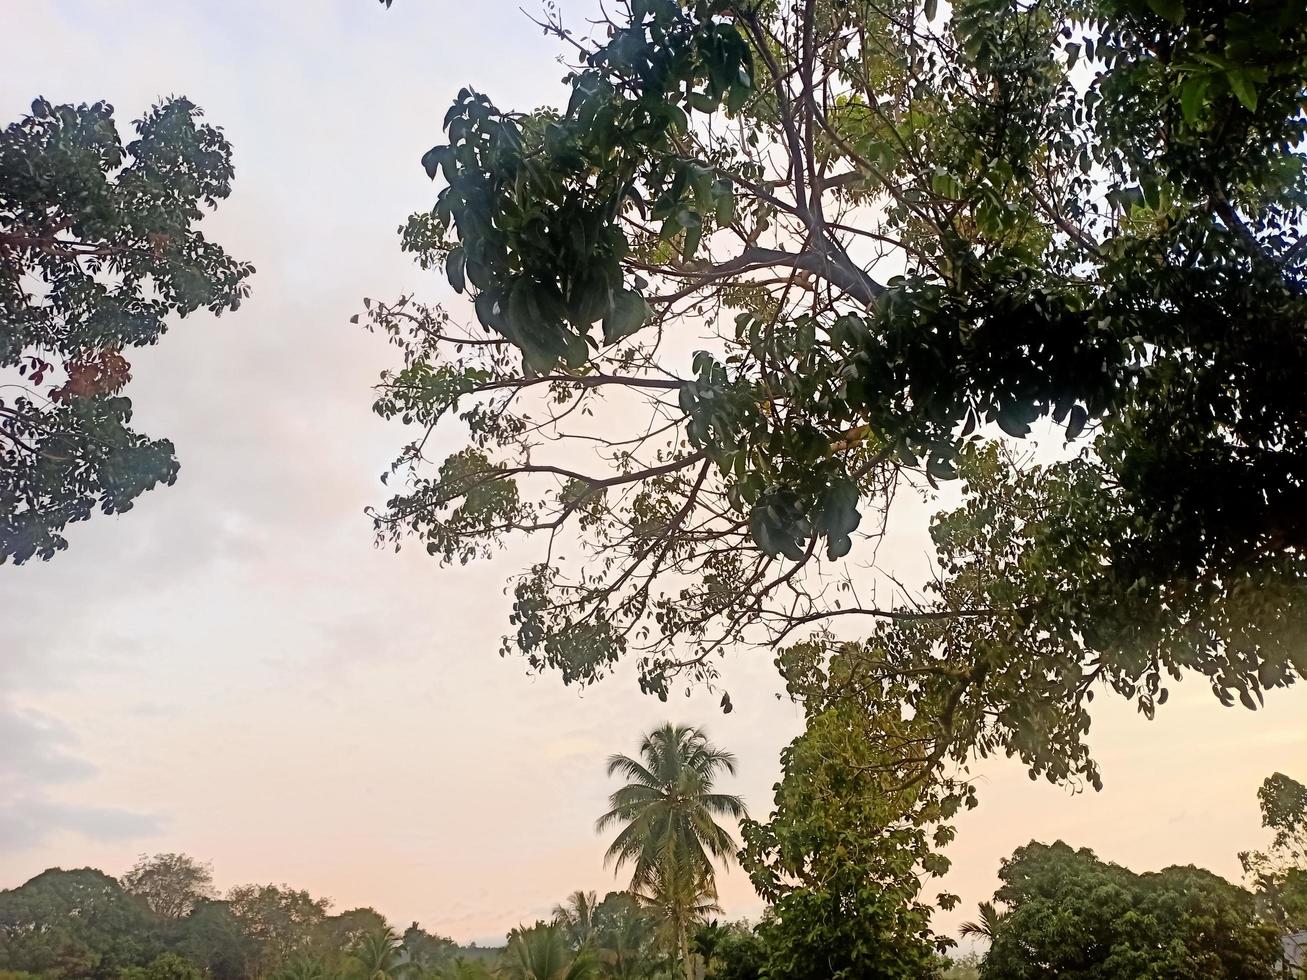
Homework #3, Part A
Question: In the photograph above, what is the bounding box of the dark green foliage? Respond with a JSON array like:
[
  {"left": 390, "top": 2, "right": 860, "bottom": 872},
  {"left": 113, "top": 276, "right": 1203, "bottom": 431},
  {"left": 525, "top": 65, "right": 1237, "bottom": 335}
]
[
  {"left": 402, "top": 923, "right": 458, "bottom": 974},
  {"left": 1, "top": 96, "right": 252, "bottom": 564},
  {"left": 588, "top": 894, "right": 659, "bottom": 980},
  {"left": 980, "top": 842, "right": 1282, "bottom": 978},
  {"left": 172, "top": 902, "right": 254, "bottom": 980},
  {"left": 116, "top": 954, "right": 202, "bottom": 980},
  {"left": 693, "top": 922, "right": 764, "bottom": 980},
  {"left": 366, "top": 0, "right": 1307, "bottom": 807},
  {"left": 0, "top": 869, "right": 162, "bottom": 979},
  {"left": 738, "top": 696, "right": 964, "bottom": 979},
  {"left": 224, "top": 885, "right": 330, "bottom": 977}
]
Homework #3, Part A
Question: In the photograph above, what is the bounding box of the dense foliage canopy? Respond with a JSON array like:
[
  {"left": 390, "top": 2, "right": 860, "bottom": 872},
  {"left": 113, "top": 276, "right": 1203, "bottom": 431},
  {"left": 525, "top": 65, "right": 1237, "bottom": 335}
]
[
  {"left": 367, "top": 0, "right": 1307, "bottom": 798},
  {"left": 978, "top": 841, "right": 1282, "bottom": 978},
  {"left": 1, "top": 96, "right": 252, "bottom": 564}
]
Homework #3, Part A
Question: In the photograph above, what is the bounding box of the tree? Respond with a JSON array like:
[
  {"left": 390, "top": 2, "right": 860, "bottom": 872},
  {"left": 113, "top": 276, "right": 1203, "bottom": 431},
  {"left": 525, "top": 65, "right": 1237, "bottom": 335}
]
[
  {"left": 0, "top": 868, "right": 163, "bottom": 979},
  {"left": 430, "top": 962, "right": 498, "bottom": 980},
  {"left": 738, "top": 687, "right": 961, "bottom": 979},
  {"left": 271, "top": 958, "right": 338, "bottom": 980},
  {"left": 1, "top": 96, "right": 253, "bottom": 564},
  {"left": 590, "top": 893, "right": 659, "bottom": 980},
  {"left": 980, "top": 841, "right": 1281, "bottom": 978},
  {"left": 174, "top": 901, "right": 254, "bottom": 980},
  {"left": 957, "top": 902, "right": 1006, "bottom": 945},
  {"left": 552, "top": 893, "right": 599, "bottom": 952},
  {"left": 322, "top": 910, "right": 392, "bottom": 970},
  {"left": 693, "top": 921, "right": 764, "bottom": 980},
  {"left": 1242, "top": 772, "right": 1307, "bottom": 946},
  {"left": 503, "top": 924, "right": 594, "bottom": 980},
  {"left": 368, "top": 0, "right": 1307, "bottom": 799},
  {"left": 116, "top": 953, "right": 204, "bottom": 980},
  {"left": 122, "top": 855, "right": 215, "bottom": 920},
  {"left": 345, "top": 928, "right": 408, "bottom": 980},
  {"left": 597, "top": 724, "right": 744, "bottom": 979},
  {"left": 225, "top": 885, "right": 331, "bottom": 978},
  {"left": 629, "top": 855, "right": 720, "bottom": 980},
  {"left": 401, "top": 924, "right": 458, "bottom": 975}
]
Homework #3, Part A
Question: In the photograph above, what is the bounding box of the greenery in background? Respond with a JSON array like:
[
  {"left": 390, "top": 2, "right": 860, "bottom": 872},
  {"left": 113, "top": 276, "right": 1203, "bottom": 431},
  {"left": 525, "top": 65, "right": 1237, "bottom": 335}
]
[
  {"left": 0, "top": 96, "right": 252, "bottom": 564},
  {"left": 4, "top": 763, "right": 1302, "bottom": 979},
  {"left": 974, "top": 841, "right": 1283, "bottom": 978},
  {"left": 1242, "top": 772, "right": 1307, "bottom": 947}
]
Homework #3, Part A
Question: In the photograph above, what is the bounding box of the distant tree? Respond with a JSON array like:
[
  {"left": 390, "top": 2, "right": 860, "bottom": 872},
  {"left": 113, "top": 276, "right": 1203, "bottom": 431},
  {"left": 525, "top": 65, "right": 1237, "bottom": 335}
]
[
  {"left": 271, "top": 957, "right": 337, "bottom": 980},
  {"left": 503, "top": 925, "right": 594, "bottom": 980},
  {"left": 590, "top": 894, "right": 659, "bottom": 980},
  {"left": 1242, "top": 771, "right": 1307, "bottom": 942},
  {"left": 321, "top": 910, "right": 391, "bottom": 966},
  {"left": 693, "top": 921, "right": 764, "bottom": 980},
  {"left": 937, "top": 953, "right": 981, "bottom": 980},
  {"left": 226, "top": 885, "right": 331, "bottom": 978},
  {"left": 401, "top": 924, "right": 457, "bottom": 975},
  {"left": 630, "top": 855, "right": 720, "bottom": 980},
  {"left": 345, "top": 928, "right": 408, "bottom": 980},
  {"left": 116, "top": 952, "right": 203, "bottom": 980},
  {"left": 981, "top": 841, "right": 1281, "bottom": 978},
  {"left": 551, "top": 893, "right": 599, "bottom": 952},
  {"left": 122, "top": 854, "right": 215, "bottom": 920},
  {"left": 431, "top": 961, "right": 498, "bottom": 980},
  {"left": 0, "top": 868, "right": 162, "bottom": 978},
  {"left": 0, "top": 96, "right": 253, "bottom": 564},
  {"left": 175, "top": 901, "right": 254, "bottom": 980},
  {"left": 598, "top": 725, "right": 744, "bottom": 980}
]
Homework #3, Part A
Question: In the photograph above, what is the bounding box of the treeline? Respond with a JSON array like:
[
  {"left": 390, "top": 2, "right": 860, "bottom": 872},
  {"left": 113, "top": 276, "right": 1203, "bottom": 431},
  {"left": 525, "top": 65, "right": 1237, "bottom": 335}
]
[
  {"left": 1, "top": 726, "right": 1302, "bottom": 979},
  {"left": 3, "top": 834, "right": 1304, "bottom": 980},
  {"left": 0, "top": 856, "right": 492, "bottom": 980}
]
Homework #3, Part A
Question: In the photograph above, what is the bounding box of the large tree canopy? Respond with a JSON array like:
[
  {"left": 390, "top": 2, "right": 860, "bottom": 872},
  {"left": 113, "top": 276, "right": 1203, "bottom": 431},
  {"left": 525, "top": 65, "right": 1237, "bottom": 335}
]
[
  {"left": 365, "top": 0, "right": 1307, "bottom": 789},
  {"left": 978, "top": 841, "right": 1282, "bottom": 978},
  {"left": 1, "top": 96, "right": 252, "bottom": 564}
]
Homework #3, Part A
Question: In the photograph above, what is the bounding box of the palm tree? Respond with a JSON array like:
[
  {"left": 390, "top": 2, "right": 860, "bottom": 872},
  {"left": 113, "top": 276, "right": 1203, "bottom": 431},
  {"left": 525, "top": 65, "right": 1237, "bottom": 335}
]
[
  {"left": 631, "top": 854, "right": 721, "bottom": 980},
  {"left": 959, "top": 901, "right": 1008, "bottom": 945},
  {"left": 347, "top": 928, "right": 410, "bottom": 980},
  {"left": 597, "top": 724, "right": 745, "bottom": 980},
  {"left": 503, "top": 923, "right": 595, "bottom": 980},
  {"left": 551, "top": 891, "right": 599, "bottom": 950},
  {"left": 592, "top": 895, "right": 658, "bottom": 980}
]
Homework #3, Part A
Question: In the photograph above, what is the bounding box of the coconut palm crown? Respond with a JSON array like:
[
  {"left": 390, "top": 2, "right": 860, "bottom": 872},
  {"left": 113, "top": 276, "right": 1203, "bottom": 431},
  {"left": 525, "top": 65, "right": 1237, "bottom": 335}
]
[{"left": 596, "top": 724, "right": 746, "bottom": 892}]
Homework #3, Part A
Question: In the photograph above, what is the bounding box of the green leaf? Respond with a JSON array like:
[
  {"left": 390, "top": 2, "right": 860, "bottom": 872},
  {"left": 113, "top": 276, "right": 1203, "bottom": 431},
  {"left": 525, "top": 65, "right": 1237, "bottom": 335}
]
[
  {"left": 1226, "top": 70, "right": 1258, "bottom": 112},
  {"left": 602, "top": 288, "right": 651, "bottom": 344},
  {"left": 1178, "top": 76, "right": 1208, "bottom": 126},
  {"left": 713, "top": 179, "right": 735, "bottom": 226},
  {"left": 420, "top": 145, "right": 444, "bottom": 181},
  {"left": 1145, "top": 0, "right": 1184, "bottom": 24},
  {"left": 688, "top": 91, "right": 717, "bottom": 113},
  {"left": 445, "top": 248, "right": 466, "bottom": 293},
  {"left": 924, "top": 0, "right": 938, "bottom": 21},
  {"left": 817, "top": 478, "right": 862, "bottom": 560}
]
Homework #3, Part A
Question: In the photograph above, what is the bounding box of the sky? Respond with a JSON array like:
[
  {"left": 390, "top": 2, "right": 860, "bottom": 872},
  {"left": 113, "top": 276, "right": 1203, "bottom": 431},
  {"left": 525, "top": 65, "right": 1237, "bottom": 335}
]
[{"left": 2, "top": 0, "right": 1305, "bottom": 949}]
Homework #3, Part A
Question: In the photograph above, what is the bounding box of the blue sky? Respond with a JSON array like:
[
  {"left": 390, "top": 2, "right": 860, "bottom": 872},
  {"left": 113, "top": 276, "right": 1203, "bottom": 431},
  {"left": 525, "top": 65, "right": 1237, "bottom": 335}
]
[{"left": 2, "top": 0, "right": 1305, "bottom": 948}]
